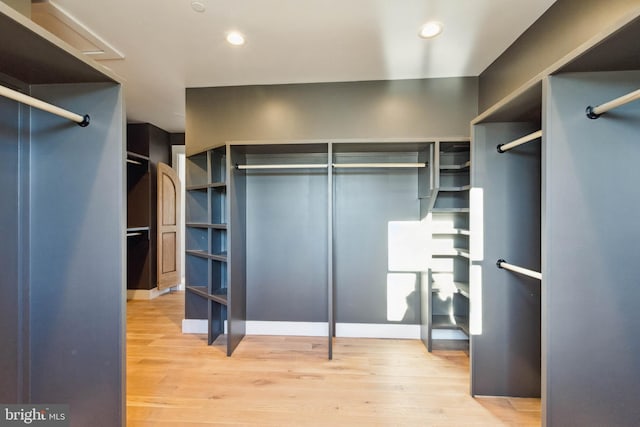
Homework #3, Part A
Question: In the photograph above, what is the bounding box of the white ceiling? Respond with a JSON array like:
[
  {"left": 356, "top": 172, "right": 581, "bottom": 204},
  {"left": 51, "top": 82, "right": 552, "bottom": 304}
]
[{"left": 41, "top": 0, "right": 556, "bottom": 133}]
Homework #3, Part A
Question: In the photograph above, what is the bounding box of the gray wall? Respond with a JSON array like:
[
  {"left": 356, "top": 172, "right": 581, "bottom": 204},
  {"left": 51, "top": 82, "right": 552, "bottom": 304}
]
[
  {"left": 479, "top": 0, "right": 640, "bottom": 111},
  {"left": 334, "top": 153, "right": 421, "bottom": 324},
  {"left": 186, "top": 77, "right": 477, "bottom": 154},
  {"left": 542, "top": 71, "right": 640, "bottom": 427},
  {"left": 246, "top": 160, "right": 328, "bottom": 322},
  {"left": 29, "top": 83, "right": 125, "bottom": 427}
]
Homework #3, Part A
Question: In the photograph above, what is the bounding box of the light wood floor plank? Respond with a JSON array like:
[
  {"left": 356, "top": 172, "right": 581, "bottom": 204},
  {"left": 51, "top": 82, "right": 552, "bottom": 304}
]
[{"left": 127, "top": 291, "right": 540, "bottom": 426}]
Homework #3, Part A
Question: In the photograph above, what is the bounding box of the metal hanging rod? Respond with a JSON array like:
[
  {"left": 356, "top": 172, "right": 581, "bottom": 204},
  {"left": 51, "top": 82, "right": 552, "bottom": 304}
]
[
  {"left": 126, "top": 158, "right": 142, "bottom": 165},
  {"left": 586, "top": 88, "right": 640, "bottom": 119},
  {"left": 332, "top": 163, "right": 426, "bottom": 168},
  {"left": 496, "top": 259, "right": 542, "bottom": 280},
  {"left": 236, "top": 164, "right": 328, "bottom": 170},
  {"left": 497, "top": 130, "right": 542, "bottom": 153},
  {"left": 126, "top": 232, "right": 143, "bottom": 237},
  {"left": 0, "top": 83, "right": 90, "bottom": 127}
]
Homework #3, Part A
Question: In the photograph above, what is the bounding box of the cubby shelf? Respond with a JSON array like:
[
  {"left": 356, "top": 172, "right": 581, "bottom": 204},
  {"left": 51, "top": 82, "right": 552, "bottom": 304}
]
[
  {"left": 432, "top": 248, "right": 470, "bottom": 258},
  {"left": 432, "top": 228, "right": 470, "bottom": 236},
  {"left": 424, "top": 140, "right": 470, "bottom": 353},
  {"left": 431, "top": 207, "right": 470, "bottom": 213},
  {"left": 186, "top": 223, "right": 228, "bottom": 229},
  {"left": 185, "top": 146, "right": 232, "bottom": 350},
  {"left": 186, "top": 249, "right": 228, "bottom": 262},
  {"left": 432, "top": 314, "right": 470, "bottom": 336},
  {"left": 433, "top": 281, "right": 470, "bottom": 298},
  {"left": 439, "top": 185, "right": 471, "bottom": 192},
  {"left": 186, "top": 285, "right": 228, "bottom": 306},
  {"left": 187, "top": 182, "right": 227, "bottom": 191},
  {"left": 440, "top": 161, "right": 471, "bottom": 170}
]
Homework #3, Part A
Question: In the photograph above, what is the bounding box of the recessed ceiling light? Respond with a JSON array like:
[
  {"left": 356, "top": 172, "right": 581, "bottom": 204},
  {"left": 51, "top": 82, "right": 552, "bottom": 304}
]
[
  {"left": 191, "top": 1, "right": 206, "bottom": 13},
  {"left": 226, "top": 31, "right": 245, "bottom": 46},
  {"left": 419, "top": 21, "right": 443, "bottom": 39}
]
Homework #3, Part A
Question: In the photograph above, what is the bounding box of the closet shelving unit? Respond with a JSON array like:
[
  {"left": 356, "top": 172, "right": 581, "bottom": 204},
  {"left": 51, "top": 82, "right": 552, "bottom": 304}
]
[
  {"left": 470, "top": 85, "right": 542, "bottom": 398},
  {"left": 0, "top": 3, "right": 125, "bottom": 424},
  {"left": 424, "top": 141, "right": 471, "bottom": 351},
  {"left": 470, "top": 11, "right": 640, "bottom": 426},
  {"left": 126, "top": 123, "right": 174, "bottom": 292},
  {"left": 126, "top": 146, "right": 151, "bottom": 289},
  {"left": 185, "top": 146, "right": 231, "bottom": 346},
  {"left": 186, "top": 140, "right": 449, "bottom": 359}
]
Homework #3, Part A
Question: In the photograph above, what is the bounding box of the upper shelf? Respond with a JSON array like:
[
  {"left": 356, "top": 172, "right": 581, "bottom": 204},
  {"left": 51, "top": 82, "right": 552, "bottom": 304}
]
[
  {"left": 473, "top": 11, "right": 640, "bottom": 125},
  {"left": 0, "top": 3, "right": 119, "bottom": 85}
]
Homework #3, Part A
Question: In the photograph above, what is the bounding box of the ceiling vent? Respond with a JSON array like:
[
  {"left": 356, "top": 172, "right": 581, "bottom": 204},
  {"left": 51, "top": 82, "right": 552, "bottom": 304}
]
[{"left": 31, "top": 0, "right": 124, "bottom": 60}]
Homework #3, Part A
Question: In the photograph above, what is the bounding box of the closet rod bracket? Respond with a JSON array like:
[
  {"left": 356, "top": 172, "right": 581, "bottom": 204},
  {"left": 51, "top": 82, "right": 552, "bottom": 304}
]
[
  {"left": 585, "top": 106, "right": 600, "bottom": 120},
  {"left": 496, "top": 258, "right": 506, "bottom": 268},
  {"left": 496, "top": 144, "right": 506, "bottom": 153},
  {"left": 78, "top": 114, "right": 91, "bottom": 127}
]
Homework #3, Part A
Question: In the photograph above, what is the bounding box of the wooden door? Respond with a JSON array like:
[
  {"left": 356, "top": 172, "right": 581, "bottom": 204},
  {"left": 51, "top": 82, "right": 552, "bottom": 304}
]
[{"left": 157, "top": 162, "right": 181, "bottom": 290}]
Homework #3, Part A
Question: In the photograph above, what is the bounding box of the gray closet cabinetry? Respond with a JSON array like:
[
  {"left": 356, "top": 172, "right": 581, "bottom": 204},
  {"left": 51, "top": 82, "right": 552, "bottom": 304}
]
[
  {"left": 0, "top": 4, "right": 125, "bottom": 426},
  {"left": 425, "top": 141, "right": 471, "bottom": 351},
  {"left": 470, "top": 12, "right": 640, "bottom": 427},
  {"left": 185, "top": 146, "right": 234, "bottom": 350},
  {"left": 185, "top": 140, "right": 464, "bottom": 359}
]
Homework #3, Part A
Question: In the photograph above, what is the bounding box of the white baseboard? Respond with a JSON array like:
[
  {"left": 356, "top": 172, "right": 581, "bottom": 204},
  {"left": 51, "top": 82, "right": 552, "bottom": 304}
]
[
  {"left": 432, "top": 329, "right": 468, "bottom": 340},
  {"left": 247, "top": 321, "right": 328, "bottom": 336},
  {"left": 182, "top": 319, "right": 208, "bottom": 334},
  {"left": 181, "top": 320, "right": 456, "bottom": 340},
  {"left": 336, "top": 323, "right": 420, "bottom": 339},
  {"left": 127, "top": 287, "right": 172, "bottom": 300}
]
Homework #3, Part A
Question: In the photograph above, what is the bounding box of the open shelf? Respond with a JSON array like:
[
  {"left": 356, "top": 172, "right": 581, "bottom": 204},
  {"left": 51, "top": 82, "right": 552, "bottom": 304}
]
[
  {"left": 431, "top": 207, "right": 470, "bottom": 213},
  {"left": 433, "top": 281, "right": 470, "bottom": 298},
  {"left": 186, "top": 223, "right": 228, "bottom": 229},
  {"left": 186, "top": 285, "right": 228, "bottom": 306},
  {"left": 440, "top": 161, "right": 471, "bottom": 170},
  {"left": 439, "top": 185, "right": 471, "bottom": 192},
  {"left": 432, "top": 314, "right": 470, "bottom": 336},
  {"left": 432, "top": 228, "right": 470, "bottom": 236},
  {"left": 432, "top": 248, "right": 470, "bottom": 258},
  {"left": 186, "top": 182, "right": 227, "bottom": 191},
  {"left": 186, "top": 250, "right": 228, "bottom": 262}
]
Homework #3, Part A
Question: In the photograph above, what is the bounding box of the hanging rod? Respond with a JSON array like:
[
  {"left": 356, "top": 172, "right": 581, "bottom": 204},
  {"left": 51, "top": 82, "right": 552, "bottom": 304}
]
[
  {"left": 332, "top": 163, "right": 426, "bottom": 168},
  {"left": 126, "top": 158, "right": 142, "bottom": 165},
  {"left": 586, "top": 88, "right": 640, "bottom": 119},
  {"left": 497, "top": 130, "right": 542, "bottom": 153},
  {"left": 496, "top": 259, "right": 542, "bottom": 280},
  {"left": 126, "top": 232, "right": 142, "bottom": 237},
  {"left": 236, "top": 164, "right": 328, "bottom": 170},
  {"left": 0, "top": 83, "right": 90, "bottom": 127}
]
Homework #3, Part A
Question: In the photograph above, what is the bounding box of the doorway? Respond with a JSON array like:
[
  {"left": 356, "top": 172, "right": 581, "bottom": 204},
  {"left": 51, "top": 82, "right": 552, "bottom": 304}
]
[{"left": 172, "top": 145, "right": 186, "bottom": 289}]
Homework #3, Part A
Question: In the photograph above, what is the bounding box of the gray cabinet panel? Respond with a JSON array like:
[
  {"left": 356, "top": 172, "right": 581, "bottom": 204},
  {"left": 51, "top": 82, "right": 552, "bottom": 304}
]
[
  {"left": 29, "top": 83, "right": 125, "bottom": 427},
  {"left": 543, "top": 71, "right": 640, "bottom": 427}
]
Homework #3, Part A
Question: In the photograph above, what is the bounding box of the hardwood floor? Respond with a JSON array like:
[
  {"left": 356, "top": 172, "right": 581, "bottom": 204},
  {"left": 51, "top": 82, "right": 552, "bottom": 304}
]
[{"left": 127, "top": 292, "right": 540, "bottom": 426}]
